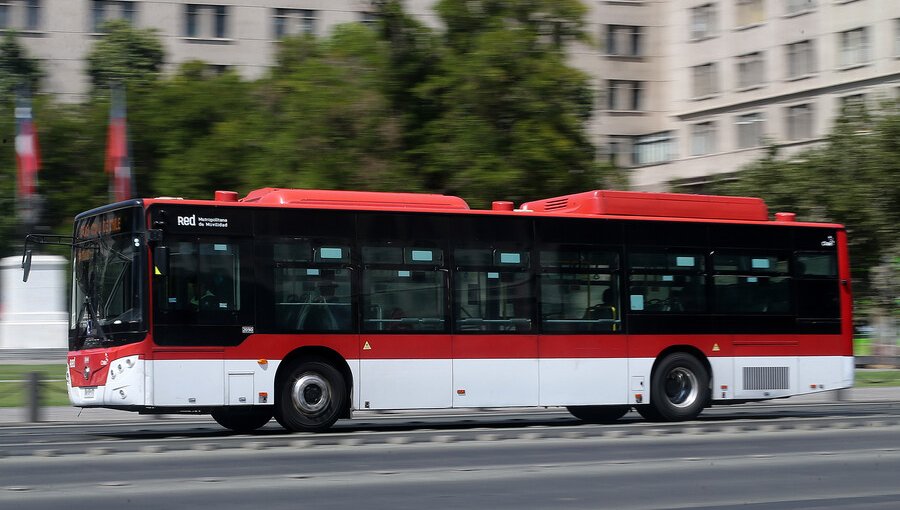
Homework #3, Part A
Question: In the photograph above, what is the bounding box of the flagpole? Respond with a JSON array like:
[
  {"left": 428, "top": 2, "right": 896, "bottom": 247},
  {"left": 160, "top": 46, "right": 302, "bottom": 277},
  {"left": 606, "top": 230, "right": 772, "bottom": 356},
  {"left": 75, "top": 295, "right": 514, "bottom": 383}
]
[
  {"left": 14, "top": 85, "right": 39, "bottom": 241},
  {"left": 106, "top": 82, "right": 133, "bottom": 203}
]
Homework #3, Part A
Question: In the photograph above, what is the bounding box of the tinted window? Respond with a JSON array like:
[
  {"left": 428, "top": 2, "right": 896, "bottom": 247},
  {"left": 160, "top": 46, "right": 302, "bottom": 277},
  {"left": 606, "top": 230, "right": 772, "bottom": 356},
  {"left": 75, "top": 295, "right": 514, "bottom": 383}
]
[
  {"left": 454, "top": 245, "right": 533, "bottom": 333},
  {"left": 362, "top": 268, "right": 446, "bottom": 332},
  {"left": 795, "top": 251, "right": 840, "bottom": 319},
  {"left": 539, "top": 246, "right": 620, "bottom": 333},
  {"left": 271, "top": 239, "right": 352, "bottom": 333},
  {"left": 154, "top": 236, "right": 253, "bottom": 346},
  {"left": 628, "top": 250, "right": 707, "bottom": 313},
  {"left": 712, "top": 251, "right": 790, "bottom": 314}
]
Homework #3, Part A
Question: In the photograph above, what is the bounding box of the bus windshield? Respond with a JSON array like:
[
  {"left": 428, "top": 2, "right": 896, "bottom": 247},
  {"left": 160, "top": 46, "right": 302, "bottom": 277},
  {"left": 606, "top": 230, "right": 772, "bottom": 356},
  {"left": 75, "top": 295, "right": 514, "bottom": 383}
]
[{"left": 70, "top": 208, "right": 146, "bottom": 350}]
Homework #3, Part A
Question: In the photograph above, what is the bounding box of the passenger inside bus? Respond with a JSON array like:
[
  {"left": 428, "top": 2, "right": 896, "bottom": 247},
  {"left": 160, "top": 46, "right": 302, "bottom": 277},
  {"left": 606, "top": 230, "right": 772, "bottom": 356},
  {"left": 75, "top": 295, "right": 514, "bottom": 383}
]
[{"left": 582, "top": 288, "right": 617, "bottom": 331}]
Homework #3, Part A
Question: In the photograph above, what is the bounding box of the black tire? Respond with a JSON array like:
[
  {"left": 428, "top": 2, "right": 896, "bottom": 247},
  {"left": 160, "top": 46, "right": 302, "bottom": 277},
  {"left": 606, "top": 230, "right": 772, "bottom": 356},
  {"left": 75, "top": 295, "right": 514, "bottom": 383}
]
[
  {"left": 646, "top": 352, "right": 709, "bottom": 421},
  {"left": 276, "top": 359, "right": 347, "bottom": 433},
  {"left": 634, "top": 404, "right": 663, "bottom": 422},
  {"left": 567, "top": 405, "right": 630, "bottom": 423},
  {"left": 211, "top": 407, "right": 273, "bottom": 433}
]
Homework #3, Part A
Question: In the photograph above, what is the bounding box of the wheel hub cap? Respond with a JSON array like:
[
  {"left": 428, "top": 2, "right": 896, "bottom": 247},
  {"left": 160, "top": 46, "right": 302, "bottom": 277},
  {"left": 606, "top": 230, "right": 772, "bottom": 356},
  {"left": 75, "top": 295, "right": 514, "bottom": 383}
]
[
  {"left": 665, "top": 367, "right": 698, "bottom": 408},
  {"left": 291, "top": 374, "right": 331, "bottom": 414}
]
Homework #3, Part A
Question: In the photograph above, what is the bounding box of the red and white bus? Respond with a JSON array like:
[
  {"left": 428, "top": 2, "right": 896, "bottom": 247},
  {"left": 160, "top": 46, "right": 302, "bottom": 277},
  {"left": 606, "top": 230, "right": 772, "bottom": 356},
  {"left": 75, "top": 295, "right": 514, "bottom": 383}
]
[{"left": 27, "top": 188, "right": 853, "bottom": 432}]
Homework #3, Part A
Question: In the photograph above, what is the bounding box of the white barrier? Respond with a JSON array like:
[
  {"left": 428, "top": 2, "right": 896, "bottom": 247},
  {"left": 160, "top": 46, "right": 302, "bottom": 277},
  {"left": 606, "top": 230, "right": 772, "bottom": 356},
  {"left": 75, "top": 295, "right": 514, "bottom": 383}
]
[{"left": 0, "top": 255, "right": 68, "bottom": 349}]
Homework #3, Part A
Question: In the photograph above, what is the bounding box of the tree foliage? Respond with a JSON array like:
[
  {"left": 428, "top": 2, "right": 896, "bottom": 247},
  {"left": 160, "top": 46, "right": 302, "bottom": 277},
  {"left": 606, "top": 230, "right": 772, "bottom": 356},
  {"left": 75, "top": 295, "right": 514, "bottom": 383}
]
[
  {"left": 5, "top": 0, "right": 615, "bottom": 256},
  {"left": 413, "top": 0, "right": 608, "bottom": 206},
  {"left": 0, "top": 33, "right": 41, "bottom": 98},
  {"left": 248, "top": 27, "right": 413, "bottom": 192},
  {"left": 85, "top": 19, "right": 164, "bottom": 91},
  {"left": 0, "top": 34, "right": 42, "bottom": 255}
]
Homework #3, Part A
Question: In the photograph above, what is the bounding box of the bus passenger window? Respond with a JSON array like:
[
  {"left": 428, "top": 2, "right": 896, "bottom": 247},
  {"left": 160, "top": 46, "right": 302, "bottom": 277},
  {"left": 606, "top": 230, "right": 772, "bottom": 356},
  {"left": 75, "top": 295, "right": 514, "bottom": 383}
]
[
  {"left": 361, "top": 244, "right": 447, "bottom": 333},
  {"left": 272, "top": 240, "right": 352, "bottom": 333},
  {"left": 795, "top": 252, "right": 840, "bottom": 319},
  {"left": 455, "top": 248, "right": 533, "bottom": 333},
  {"left": 161, "top": 242, "right": 241, "bottom": 314},
  {"left": 627, "top": 251, "right": 706, "bottom": 313},
  {"left": 538, "top": 246, "right": 619, "bottom": 333},
  {"left": 712, "top": 252, "right": 790, "bottom": 314}
]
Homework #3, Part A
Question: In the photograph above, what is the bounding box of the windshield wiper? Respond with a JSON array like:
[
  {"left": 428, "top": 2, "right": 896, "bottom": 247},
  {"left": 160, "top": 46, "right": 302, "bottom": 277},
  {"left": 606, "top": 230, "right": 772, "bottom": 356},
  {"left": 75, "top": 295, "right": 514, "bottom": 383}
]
[{"left": 82, "top": 295, "right": 110, "bottom": 345}]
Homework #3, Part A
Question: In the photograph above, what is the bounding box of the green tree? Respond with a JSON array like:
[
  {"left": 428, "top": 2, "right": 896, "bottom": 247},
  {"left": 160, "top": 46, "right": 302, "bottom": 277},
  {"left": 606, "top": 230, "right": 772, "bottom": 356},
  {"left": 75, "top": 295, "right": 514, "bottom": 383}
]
[
  {"left": 0, "top": 32, "right": 41, "bottom": 98},
  {"left": 247, "top": 26, "right": 414, "bottom": 192},
  {"left": 32, "top": 101, "right": 107, "bottom": 236},
  {"left": 85, "top": 19, "right": 164, "bottom": 92},
  {"left": 415, "top": 0, "right": 609, "bottom": 207},
  {"left": 134, "top": 61, "right": 258, "bottom": 199},
  {"left": 0, "top": 34, "right": 41, "bottom": 255},
  {"left": 436, "top": 0, "right": 590, "bottom": 52}
]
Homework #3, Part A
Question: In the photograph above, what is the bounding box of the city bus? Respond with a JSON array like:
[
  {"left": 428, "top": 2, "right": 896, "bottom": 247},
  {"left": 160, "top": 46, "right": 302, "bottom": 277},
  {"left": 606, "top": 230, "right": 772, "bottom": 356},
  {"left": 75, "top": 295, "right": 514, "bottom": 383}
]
[{"left": 24, "top": 188, "right": 853, "bottom": 432}]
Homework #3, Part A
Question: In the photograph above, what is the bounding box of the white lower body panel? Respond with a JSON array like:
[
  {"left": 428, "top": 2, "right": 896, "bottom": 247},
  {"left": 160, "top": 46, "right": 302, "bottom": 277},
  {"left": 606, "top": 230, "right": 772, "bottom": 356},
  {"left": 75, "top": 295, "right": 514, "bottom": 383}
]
[{"left": 69, "top": 355, "right": 855, "bottom": 411}]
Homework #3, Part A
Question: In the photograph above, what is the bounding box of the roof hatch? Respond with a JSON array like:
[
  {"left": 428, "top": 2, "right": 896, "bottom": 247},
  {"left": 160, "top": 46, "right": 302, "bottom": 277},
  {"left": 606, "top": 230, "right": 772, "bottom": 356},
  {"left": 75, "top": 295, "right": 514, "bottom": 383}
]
[{"left": 519, "top": 190, "right": 769, "bottom": 222}]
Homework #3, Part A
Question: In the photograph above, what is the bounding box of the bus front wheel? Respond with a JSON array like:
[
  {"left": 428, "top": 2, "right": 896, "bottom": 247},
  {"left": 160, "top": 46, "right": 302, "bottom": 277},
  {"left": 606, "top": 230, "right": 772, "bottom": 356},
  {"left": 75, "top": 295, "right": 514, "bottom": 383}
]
[
  {"left": 567, "top": 405, "right": 630, "bottom": 423},
  {"left": 211, "top": 407, "right": 273, "bottom": 433},
  {"left": 644, "top": 352, "right": 709, "bottom": 422},
  {"left": 276, "top": 359, "right": 346, "bottom": 433}
]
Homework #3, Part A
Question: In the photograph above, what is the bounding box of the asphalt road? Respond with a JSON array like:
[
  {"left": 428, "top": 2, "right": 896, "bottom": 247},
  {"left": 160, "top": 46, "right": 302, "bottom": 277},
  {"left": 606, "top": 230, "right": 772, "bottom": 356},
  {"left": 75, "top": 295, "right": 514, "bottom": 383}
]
[{"left": 2, "top": 402, "right": 899, "bottom": 509}]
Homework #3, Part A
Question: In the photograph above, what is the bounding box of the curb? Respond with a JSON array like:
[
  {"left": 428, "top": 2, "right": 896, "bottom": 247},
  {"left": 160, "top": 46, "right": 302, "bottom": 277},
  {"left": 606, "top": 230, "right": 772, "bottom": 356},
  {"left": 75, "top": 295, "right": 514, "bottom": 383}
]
[{"left": 4, "top": 417, "right": 900, "bottom": 459}]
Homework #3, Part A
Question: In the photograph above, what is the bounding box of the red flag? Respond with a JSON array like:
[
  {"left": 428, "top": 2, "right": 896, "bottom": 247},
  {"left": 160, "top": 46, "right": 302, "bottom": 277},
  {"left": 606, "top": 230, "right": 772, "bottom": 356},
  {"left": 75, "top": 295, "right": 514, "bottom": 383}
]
[
  {"left": 105, "top": 84, "right": 132, "bottom": 202},
  {"left": 15, "top": 95, "right": 40, "bottom": 199}
]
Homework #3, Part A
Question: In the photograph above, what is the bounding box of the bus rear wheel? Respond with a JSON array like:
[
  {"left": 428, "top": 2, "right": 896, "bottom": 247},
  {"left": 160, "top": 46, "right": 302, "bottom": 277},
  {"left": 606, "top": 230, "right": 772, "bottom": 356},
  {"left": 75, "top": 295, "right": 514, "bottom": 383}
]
[
  {"left": 644, "top": 352, "right": 709, "bottom": 422},
  {"left": 211, "top": 407, "right": 273, "bottom": 433},
  {"left": 567, "top": 405, "right": 630, "bottom": 423},
  {"left": 276, "top": 359, "right": 346, "bottom": 433}
]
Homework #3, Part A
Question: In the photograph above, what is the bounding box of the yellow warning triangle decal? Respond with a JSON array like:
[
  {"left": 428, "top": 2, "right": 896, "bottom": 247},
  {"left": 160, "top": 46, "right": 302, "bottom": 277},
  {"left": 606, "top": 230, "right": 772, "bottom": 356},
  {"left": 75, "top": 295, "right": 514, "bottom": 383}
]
[
  {"left": 154, "top": 266, "right": 161, "bottom": 275},
  {"left": 363, "top": 341, "right": 372, "bottom": 351},
  {"left": 712, "top": 343, "right": 720, "bottom": 352}
]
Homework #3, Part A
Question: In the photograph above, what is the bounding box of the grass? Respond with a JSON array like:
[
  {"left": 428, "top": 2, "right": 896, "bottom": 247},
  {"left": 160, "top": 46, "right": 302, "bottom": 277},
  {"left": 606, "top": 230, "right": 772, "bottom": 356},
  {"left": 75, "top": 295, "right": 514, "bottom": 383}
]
[
  {"left": 855, "top": 370, "right": 900, "bottom": 387},
  {"left": 854, "top": 337, "right": 871, "bottom": 356},
  {"left": 0, "top": 364, "right": 70, "bottom": 408}
]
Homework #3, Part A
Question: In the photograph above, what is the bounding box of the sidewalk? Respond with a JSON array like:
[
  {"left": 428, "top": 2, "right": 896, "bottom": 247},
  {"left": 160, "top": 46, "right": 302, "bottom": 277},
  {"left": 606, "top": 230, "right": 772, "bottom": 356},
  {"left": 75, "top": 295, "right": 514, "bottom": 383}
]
[{"left": 1, "top": 386, "right": 897, "bottom": 426}]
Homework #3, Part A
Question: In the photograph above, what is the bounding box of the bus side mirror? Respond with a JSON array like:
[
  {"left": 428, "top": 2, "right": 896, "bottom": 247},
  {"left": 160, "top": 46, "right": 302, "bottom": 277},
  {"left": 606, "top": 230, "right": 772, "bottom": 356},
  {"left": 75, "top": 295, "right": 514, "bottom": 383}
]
[
  {"left": 154, "top": 246, "right": 169, "bottom": 277},
  {"left": 22, "top": 249, "right": 32, "bottom": 282}
]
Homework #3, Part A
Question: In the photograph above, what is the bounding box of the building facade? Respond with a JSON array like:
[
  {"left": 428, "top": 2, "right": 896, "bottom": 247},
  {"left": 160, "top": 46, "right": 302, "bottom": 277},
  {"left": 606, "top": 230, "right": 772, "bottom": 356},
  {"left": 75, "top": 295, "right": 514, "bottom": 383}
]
[{"left": 3, "top": 0, "right": 899, "bottom": 190}]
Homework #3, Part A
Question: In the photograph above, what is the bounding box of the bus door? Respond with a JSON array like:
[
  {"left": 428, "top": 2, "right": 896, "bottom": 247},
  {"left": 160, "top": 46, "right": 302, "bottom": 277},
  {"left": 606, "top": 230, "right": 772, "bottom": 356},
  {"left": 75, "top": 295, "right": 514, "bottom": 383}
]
[
  {"left": 452, "top": 248, "right": 539, "bottom": 408},
  {"left": 537, "top": 246, "right": 626, "bottom": 406},
  {"left": 152, "top": 236, "right": 254, "bottom": 406},
  {"left": 357, "top": 245, "right": 452, "bottom": 409}
]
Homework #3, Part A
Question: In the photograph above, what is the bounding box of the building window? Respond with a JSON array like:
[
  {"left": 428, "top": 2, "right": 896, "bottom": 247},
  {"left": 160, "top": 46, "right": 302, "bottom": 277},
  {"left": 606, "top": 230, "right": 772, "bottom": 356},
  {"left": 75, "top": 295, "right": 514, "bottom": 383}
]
[
  {"left": 736, "top": 51, "right": 765, "bottom": 89},
  {"left": 691, "top": 122, "right": 717, "bottom": 156},
  {"left": 273, "top": 8, "right": 317, "bottom": 39},
  {"left": 736, "top": 112, "right": 765, "bottom": 149},
  {"left": 690, "top": 3, "right": 716, "bottom": 40},
  {"left": 607, "top": 80, "right": 643, "bottom": 111},
  {"left": 785, "top": 104, "right": 814, "bottom": 141},
  {"left": 839, "top": 27, "right": 870, "bottom": 67},
  {"left": 0, "top": 0, "right": 39, "bottom": 30},
  {"left": 896, "top": 19, "right": 900, "bottom": 57},
  {"left": 360, "top": 11, "right": 378, "bottom": 26},
  {"left": 91, "top": 1, "right": 136, "bottom": 32},
  {"left": 785, "top": 0, "right": 816, "bottom": 14},
  {"left": 607, "top": 136, "right": 631, "bottom": 167},
  {"left": 838, "top": 93, "right": 867, "bottom": 115},
  {"left": 185, "top": 4, "right": 228, "bottom": 39},
  {"left": 692, "top": 63, "right": 719, "bottom": 98},
  {"left": 736, "top": 0, "right": 764, "bottom": 28},
  {"left": 634, "top": 131, "right": 675, "bottom": 166},
  {"left": 786, "top": 40, "right": 816, "bottom": 78},
  {"left": 606, "top": 25, "right": 643, "bottom": 56}
]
